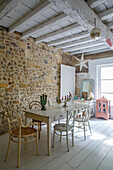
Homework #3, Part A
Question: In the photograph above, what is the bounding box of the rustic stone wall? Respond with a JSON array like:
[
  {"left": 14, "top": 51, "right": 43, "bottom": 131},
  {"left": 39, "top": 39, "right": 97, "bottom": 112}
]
[
  {"left": 0, "top": 26, "right": 63, "bottom": 115},
  {"left": 1, "top": 25, "right": 112, "bottom": 134}
]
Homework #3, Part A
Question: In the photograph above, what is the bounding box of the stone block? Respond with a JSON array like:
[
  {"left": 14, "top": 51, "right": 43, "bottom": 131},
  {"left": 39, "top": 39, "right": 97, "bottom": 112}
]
[
  {"left": 0, "top": 83, "right": 8, "bottom": 88},
  {"left": 19, "top": 41, "right": 26, "bottom": 49},
  {"left": 27, "top": 61, "right": 36, "bottom": 68},
  {"left": 20, "top": 84, "right": 27, "bottom": 88},
  {"left": 46, "top": 78, "right": 51, "bottom": 84}
]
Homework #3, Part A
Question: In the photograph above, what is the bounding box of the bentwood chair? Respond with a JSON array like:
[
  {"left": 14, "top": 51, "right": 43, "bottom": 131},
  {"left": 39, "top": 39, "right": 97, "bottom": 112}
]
[
  {"left": 74, "top": 106, "right": 92, "bottom": 140},
  {"left": 53, "top": 109, "right": 75, "bottom": 152},
  {"left": 5, "top": 110, "right": 39, "bottom": 168},
  {"left": 29, "top": 101, "right": 45, "bottom": 139}
]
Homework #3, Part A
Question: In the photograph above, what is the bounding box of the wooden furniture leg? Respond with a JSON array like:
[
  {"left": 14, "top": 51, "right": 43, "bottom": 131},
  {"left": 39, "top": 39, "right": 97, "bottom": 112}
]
[
  {"left": 52, "top": 128, "right": 55, "bottom": 148},
  {"left": 36, "top": 133, "right": 39, "bottom": 155},
  {"left": 24, "top": 137, "right": 27, "bottom": 150},
  {"left": 66, "top": 131, "right": 69, "bottom": 152},
  {"left": 60, "top": 132, "right": 62, "bottom": 142},
  {"left": 83, "top": 122, "right": 86, "bottom": 140},
  {"left": 5, "top": 135, "right": 11, "bottom": 161},
  {"left": 47, "top": 118, "right": 51, "bottom": 156},
  {"left": 25, "top": 113, "right": 27, "bottom": 125},
  {"left": 38, "top": 122, "right": 41, "bottom": 139},
  {"left": 17, "top": 128, "right": 21, "bottom": 168}
]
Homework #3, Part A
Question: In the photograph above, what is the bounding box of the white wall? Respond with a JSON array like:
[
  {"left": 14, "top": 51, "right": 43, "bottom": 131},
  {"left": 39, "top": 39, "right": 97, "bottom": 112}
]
[
  {"left": 60, "top": 64, "right": 75, "bottom": 99},
  {"left": 89, "top": 57, "right": 113, "bottom": 118}
]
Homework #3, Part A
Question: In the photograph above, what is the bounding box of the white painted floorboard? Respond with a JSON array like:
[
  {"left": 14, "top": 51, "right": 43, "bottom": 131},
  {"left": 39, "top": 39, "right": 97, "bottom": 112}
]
[{"left": 0, "top": 118, "right": 113, "bottom": 170}]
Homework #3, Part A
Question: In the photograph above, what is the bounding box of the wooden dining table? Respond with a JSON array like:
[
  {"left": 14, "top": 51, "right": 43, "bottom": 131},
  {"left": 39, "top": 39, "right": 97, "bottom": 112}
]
[{"left": 24, "top": 102, "right": 89, "bottom": 155}]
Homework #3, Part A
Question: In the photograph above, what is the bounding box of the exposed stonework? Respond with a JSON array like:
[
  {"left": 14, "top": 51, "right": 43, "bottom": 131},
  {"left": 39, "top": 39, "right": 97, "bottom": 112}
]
[
  {"left": 0, "top": 26, "right": 64, "bottom": 134},
  {"left": 1, "top": 25, "right": 112, "bottom": 134}
]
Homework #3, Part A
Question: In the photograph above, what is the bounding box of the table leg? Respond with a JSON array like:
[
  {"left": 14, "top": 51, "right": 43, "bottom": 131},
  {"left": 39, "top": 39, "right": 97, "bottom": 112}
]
[
  {"left": 47, "top": 118, "right": 51, "bottom": 156},
  {"left": 25, "top": 112, "right": 27, "bottom": 125}
]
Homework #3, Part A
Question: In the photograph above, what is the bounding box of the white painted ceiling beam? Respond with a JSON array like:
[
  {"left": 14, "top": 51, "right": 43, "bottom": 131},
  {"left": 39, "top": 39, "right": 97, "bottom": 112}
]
[
  {"left": 87, "top": 0, "right": 108, "bottom": 8},
  {"left": 49, "top": 0, "right": 113, "bottom": 50},
  {"left": 63, "top": 41, "right": 105, "bottom": 52},
  {"left": 71, "top": 44, "right": 107, "bottom": 55},
  {"left": 22, "top": 14, "right": 67, "bottom": 38},
  {"left": 107, "top": 21, "right": 113, "bottom": 29},
  {"left": 86, "top": 48, "right": 111, "bottom": 55},
  {"left": 47, "top": 31, "right": 89, "bottom": 46},
  {"left": 36, "top": 23, "right": 82, "bottom": 43},
  {"left": 55, "top": 37, "right": 95, "bottom": 49},
  {"left": 0, "top": 0, "right": 20, "bottom": 20},
  {"left": 9, "top": 1, "right": 52, "bottom": 33},
  {"left": 98, "top": 7, "right": 113, "bottom": 21}
]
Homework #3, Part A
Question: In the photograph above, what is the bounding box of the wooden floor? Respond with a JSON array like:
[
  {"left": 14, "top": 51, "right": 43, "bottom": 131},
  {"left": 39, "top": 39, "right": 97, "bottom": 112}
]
[{"left": 0, "top": 118, "right": 113, "bottom": 170}]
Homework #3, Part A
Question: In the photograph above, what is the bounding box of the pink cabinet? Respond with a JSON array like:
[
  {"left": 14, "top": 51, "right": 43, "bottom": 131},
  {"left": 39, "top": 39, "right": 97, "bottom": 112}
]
[{"left": 96, "top": 96, "right": 111, "bottom": 120}]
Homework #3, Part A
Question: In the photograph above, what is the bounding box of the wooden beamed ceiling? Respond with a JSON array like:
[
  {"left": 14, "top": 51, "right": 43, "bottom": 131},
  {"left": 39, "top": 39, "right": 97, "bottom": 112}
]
[
  {"left": 0, "top": 0, "right": 113, "bottom": 55},
  {"left": 87, "top": 0, "right": 108, "bottom": 8}
]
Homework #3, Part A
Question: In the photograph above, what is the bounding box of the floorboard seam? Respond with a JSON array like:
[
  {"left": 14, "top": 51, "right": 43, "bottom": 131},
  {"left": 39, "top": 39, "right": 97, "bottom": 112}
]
[
  {"left": 73, "top": 129, "right": 113, "bottom": 169},
  {"left": 66, "top": 121, "right": 113, "bottom": 164},
  {"left": 96, "top": 144, "right": 113, "bottom": 170}
]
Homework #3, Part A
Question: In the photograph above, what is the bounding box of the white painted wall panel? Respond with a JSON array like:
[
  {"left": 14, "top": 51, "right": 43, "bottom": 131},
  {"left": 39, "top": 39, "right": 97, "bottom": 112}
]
[{"left": 60, "top": 64, "right": 75, "bottom": 100}]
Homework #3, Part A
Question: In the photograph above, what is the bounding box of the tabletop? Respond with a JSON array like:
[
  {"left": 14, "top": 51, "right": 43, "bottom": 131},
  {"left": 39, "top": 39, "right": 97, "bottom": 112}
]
[{"left": 24, "top": 102, "right": 89, "bottom": 118}]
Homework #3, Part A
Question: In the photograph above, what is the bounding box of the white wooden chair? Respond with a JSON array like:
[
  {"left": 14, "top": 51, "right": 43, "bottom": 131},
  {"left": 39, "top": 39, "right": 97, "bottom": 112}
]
[
  {"left": 29, "top": 101, "right": 47, "bottom": 139},
  {"left": 52, "top": 109, "right": 75, "bottom": 151},
  {"left": 74, "top": 106, "right": 92, "bottom": 140},
  {"left": 4, "top": 110, "right": 39, "bottom": 168}
]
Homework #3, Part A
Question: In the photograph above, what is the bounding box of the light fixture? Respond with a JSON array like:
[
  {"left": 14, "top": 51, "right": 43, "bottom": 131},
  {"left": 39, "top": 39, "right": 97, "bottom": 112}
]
[{"left": 90, "top": 18, "right": 101, "bottom": 40}]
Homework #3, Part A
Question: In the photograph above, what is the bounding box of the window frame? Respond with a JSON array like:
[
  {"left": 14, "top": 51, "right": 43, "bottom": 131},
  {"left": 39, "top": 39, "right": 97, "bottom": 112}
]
[{"left": 97, "top": 64, "right": 113, "bottom": 106}]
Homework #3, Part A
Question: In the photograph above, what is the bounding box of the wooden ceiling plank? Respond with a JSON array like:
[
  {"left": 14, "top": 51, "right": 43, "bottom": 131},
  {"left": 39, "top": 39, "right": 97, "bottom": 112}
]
[
  {"left": 35, "top": 23, "right": 82, "bottom": 43},
  {"left": 9, "top": 1, "right": 52, "bottom": 33},
  {"left": 22, "top": 13, "right": 67, "bottom": 38},
  {"left": 49, "top": 0, "right": 113, "bottom": 50},
  {"left": 0, "top": 0, "right": 20, "bottom": 20},
  {"left": 63, "top": 41, "right": 105, "bottom": 52},
  {"left": 87, "top": 0, "right": 108, "bottom": 8},
  {"left": 71, "top": 44, "right": 107, "bottom": 55},
  {"left": 107, "top": 21, "right": 113, "bottom": 29},
  {"left": 98, "top": 7, "right": 113, "bottom": 20},
  {"left": 47, "top": 31, "right": 89, "bottom": 46},
  {"left": 86, "top": 48, "right": 111, "bottom": 55},
  {"left": 55, "top": 37, "right": 95, "bottom": 49}
]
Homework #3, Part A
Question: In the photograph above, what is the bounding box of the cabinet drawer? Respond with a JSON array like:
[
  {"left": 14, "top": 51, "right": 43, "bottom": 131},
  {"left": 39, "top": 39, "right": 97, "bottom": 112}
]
[{"left": 54, "top": 113, "right": 65, "bottom": 121}]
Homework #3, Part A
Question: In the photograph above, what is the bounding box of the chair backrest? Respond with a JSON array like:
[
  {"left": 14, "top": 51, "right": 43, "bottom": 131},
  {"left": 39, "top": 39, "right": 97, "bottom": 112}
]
[
  {"left": 66, "top": 109, "right": 75, "bottom": 130},
  {"left": 29, "top": 101, "right": 41, "bottom": 109},
  {"left": 82, "top": 106, "right": 91, "bottom": 121},
  {"left": 88, "top": 105, "right": 94, "bottom": 118},
  {"left": 75, "top": 106, "right": 89, "bottom": 121},
  {"left": 4, "top": 110, "right": 22, "bottom": 135},
  {"left": 76, "top": 106, "right": 85, "bottom": 115}
]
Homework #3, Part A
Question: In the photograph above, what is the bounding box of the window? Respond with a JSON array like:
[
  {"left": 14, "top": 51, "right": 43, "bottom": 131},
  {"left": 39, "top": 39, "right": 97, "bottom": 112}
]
[{"left": 98, "top": 65, "right": 113, "bottom": 106}]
